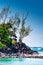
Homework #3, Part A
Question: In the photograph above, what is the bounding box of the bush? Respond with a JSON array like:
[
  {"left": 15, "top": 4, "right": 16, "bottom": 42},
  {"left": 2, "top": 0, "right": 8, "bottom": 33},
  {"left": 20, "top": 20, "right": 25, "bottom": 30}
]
[{"left": 0, "top": 42, "right": 6, "bottom": 48}]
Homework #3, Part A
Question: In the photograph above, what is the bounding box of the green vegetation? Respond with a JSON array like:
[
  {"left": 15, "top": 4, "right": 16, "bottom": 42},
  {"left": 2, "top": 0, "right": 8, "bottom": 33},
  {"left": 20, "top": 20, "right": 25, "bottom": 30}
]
[
  {"left": 0, "top": 42, "right": 6, "bottom": 48},
  {"left": 0, "top": 7, "right": 32, "bottom": 48}
]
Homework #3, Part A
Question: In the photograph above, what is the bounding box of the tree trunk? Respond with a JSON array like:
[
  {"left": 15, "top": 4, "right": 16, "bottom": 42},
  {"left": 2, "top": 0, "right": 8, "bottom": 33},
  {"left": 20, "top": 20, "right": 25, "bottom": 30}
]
[{"left": 19, "top": 39, "right": 22, "bottom": 44}]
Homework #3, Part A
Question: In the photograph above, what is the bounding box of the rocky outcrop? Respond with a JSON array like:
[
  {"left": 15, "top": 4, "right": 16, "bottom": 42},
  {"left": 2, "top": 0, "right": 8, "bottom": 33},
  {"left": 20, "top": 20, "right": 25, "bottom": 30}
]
[
  {"left": 13, "top": 42, "right": 38, "bottom": 54},
  {"left": 0, "top": 42, "right": 38, "bottom": 55}
]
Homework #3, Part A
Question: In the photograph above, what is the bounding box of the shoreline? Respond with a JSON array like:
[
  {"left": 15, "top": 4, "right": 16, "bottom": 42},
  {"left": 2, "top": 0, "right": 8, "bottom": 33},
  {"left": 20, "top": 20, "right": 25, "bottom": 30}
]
[{"left": 0, "top": 52, "right": 43, "bottom": 58}]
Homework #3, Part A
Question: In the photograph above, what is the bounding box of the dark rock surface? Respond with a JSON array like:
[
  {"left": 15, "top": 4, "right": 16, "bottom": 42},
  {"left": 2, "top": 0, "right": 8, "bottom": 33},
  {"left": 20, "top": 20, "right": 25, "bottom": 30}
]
[
  {"left": 0, "top": 42, "right": 38, "bottom": 54},
  {"left": 13, "top": 42, "right": 38, "bottom": 54}
]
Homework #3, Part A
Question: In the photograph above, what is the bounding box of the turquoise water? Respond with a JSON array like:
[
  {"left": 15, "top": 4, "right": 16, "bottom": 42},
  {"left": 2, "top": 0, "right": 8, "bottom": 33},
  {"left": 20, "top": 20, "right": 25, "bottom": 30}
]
[
  {"left": 0, "top": 58, "right": 43, "bottom": 65},
  {"left": 31, "top": 47, "right": 43, "bottom": 53}
]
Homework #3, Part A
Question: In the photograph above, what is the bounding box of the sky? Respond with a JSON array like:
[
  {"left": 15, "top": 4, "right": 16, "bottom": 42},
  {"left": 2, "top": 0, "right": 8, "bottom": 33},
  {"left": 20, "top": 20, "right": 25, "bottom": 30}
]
[{"left": 0, "top": 0, "right": 43, "bottom": 47}]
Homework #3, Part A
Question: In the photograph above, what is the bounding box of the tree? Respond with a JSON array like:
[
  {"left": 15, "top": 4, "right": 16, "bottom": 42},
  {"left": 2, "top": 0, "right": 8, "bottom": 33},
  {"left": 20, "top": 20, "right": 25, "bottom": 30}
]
[
  {"left": 0, "top": 7, "right": 32, "bottom": 48},
  {"left": 0, "top": 7, "right": 17, "bottom": 48},
  {"left": 9, "top": 13, "right": 32, "bottom": 43},
  {"left": 0, "top": 23, "right": 12, "bottom": 48}
]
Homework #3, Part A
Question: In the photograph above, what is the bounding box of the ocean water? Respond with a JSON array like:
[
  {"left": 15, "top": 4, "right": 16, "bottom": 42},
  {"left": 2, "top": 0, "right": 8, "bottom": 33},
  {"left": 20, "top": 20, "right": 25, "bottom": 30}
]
[
  {"left": 31, "top": 47, "right": 43, "bottom": 53},
  {"left": 0, "top": 58, "right": 43, "bottom": 65},
  {"left": 0, "top": 47, "right": 43, "bottom": 65}
]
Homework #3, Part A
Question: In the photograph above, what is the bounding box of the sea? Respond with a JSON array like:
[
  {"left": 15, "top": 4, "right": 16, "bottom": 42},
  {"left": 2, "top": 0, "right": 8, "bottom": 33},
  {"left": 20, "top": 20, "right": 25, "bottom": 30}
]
[{"left": 0, "top": 47, "right": 43, "bottom": 65}]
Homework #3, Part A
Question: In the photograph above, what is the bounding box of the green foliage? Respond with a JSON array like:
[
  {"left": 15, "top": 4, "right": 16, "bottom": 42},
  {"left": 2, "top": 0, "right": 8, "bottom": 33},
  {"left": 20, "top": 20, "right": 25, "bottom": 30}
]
[
  {"left": 0, "top": 42, "right": 6, "bottom": 48},
  {"left": 0, "top": 23, "right": 12, "bottom": 48},
  {"left": 0, "top": 7, "right": 32, "bottom": 47}
]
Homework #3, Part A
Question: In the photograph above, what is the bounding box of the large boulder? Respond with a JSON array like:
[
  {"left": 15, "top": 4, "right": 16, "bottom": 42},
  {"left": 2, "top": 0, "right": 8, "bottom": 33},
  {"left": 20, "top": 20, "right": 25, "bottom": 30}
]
[{"left": 13, "top": 42, "right": 38, "bottom": 54}]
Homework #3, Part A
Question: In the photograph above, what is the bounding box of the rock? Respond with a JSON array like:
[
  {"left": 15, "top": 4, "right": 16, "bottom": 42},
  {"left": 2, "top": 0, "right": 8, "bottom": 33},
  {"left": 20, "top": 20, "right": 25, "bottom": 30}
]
[
  {"left": 0, "top": 42, "right": 38, "bottom": 55},
  {"left": 13, "top": 42, "right": 38, "bottom": 54}
]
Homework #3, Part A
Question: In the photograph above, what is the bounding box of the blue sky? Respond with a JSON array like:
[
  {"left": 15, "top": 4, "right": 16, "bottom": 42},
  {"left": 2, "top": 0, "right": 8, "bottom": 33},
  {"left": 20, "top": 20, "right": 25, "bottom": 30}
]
[{"left": 0, "top": 0, "right": 43, "bottom": 47}]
